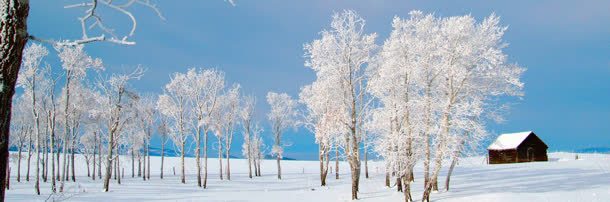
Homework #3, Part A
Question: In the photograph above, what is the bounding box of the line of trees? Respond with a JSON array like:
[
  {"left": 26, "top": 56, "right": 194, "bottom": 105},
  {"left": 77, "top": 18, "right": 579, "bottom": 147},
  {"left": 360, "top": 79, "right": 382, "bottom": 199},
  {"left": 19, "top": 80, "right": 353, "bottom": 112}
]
[
  {"left": 8, "top": 46, "right": 275, "bottom": 195},
  {"left": 157, "top": 68, "right": 267, "bottom": 186},
  {"left": 301, "top": 10, "right": 524, "bottom": 202}
]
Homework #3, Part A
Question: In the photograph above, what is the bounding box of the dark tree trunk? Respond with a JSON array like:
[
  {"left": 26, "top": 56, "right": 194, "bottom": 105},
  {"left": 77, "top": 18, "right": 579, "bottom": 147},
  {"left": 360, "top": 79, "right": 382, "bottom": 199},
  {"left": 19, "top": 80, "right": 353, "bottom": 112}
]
[
  {"left": 160, "top": 141, "right": 164, "bottom": 179},
  {"left": 85, "top": 158, "right": 90, "bottom": 177},
  {"left": 0, "top": 0, "right": 30, "bottom": 199},
  {"left": 402, "top": 175, "right": 412, "bottom": 202},
  {"left": 445, "top": 154, "right": 459, "bottom": 191},
  {"left": 131, "top": 148, "right": 135, "bottom": 178},
  {"left": 146, "top": 143, "right": 150, "bottom": 180},
  {"left": 335, "top": 148, "right": 339, "bottom": 180},
  {"left": 56, "top": 145, "right": 60, "bottom": 181},
  {"left": 364, "top": 149, "right": 369, "bottom": 179},
  {"left": 276, "top": 156, "right": 281, "bottom": 180},
  {"left": 410, "top": 170, "right": 414, "bottom": 182},
  {"left": 70, "top": 139, "right": 75, "bottom": 182},
  {"left": 432, "top": 176, "right": 438, "bottom": 191},
  {"left": 203, "top": 130, "right": 208, "bottom": 188},
  {"left": 138, "top": 154, "right": 141, "bottom": 177},
  {"left": 253, "top": 158, "right": 258, "bottom": 177},
  {"left": 97, "top": 136, "right": 101, "bottom": 179},
  {"left": 26, "top": 135, "right": 31, "bottom": 181},
  {"left": 92, "top": 138, "right": 96, "bottom": 181},
  {"left": 116, "top": 153, "right": 121, "bottom": 185},
  {"left": 17, "top": 146, "right": 21, "bottom": 182},
  {"left": 396, "top": 177, "right": 403, "bottom": 192},
  {"left": 142, "top": 147, "right": 146, "bottom": 181},
  {"left": 385, "top": 172, "right": 390, "bottom": 187}
]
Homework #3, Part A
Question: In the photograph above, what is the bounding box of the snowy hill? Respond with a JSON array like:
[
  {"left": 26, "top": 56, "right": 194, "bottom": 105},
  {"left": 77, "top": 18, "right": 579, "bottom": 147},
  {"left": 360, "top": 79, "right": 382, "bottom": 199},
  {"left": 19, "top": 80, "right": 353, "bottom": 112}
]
[
  {"left": 575, "top": 147, "right": 610, "bottom": 153},
  {"left": 6, "top": 152, "right": 610, "bottom": 201}
]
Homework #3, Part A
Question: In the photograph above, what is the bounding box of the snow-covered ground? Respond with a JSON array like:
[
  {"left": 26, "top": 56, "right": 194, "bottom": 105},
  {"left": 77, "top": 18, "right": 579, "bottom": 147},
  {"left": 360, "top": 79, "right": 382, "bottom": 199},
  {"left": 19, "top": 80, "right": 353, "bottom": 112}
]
[{"left": 6, "top": 152, "right": 610, "bottom": 201}]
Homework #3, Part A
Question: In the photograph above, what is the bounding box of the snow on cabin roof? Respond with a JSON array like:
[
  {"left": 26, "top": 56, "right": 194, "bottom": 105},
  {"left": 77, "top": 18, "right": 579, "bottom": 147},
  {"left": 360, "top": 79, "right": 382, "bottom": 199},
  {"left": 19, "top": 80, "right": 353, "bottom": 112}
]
[{"left": 488, "top": 131, "right": 533, "bottom": 150}]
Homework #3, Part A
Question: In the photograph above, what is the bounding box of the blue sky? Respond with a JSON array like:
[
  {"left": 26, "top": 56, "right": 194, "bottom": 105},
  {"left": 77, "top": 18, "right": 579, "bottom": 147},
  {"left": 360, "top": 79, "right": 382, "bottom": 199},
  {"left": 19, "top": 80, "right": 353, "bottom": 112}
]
[{"left": 26, "top": 0, "right": 610, "bottom": 159}]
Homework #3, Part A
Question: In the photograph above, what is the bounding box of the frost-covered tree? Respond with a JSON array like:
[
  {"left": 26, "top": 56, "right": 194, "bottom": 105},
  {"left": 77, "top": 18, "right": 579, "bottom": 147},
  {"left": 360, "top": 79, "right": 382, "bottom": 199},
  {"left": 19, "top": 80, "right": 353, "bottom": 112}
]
[
  {"left": 303, "top": 10, "right": 377, "bottom": 199},
  {"left": 157, "top": 71, "right": 190, "bottom": 184},
  {"left": 251, "top": 124, "right": 264, "bottom": 177},
  {"left": 299, "top": 80, "right": 345, "bottom": 186},
  {"left": 366, "top": 11, "right": 524, "bottom": 202},
  {"left": 223, "top": 85, "right": 240, "bottom": 180},
  {"left": 97, "top": 67, "right": 144, "bottom": 192},
  {"left": 156, "top": 115, "right": 170, "bottom": 179},
  {"left": 9, "top": 98, "right": 31, "bottom": 184},
  {"left": 266, "top": 92, "right": 297, "bottom": 180},
  {"left": 240, "top": 96, "right": 256, "bottom": 179},
  {"left": 183, "top": 68, "right": 225, "bottom": 187},
  {"left": 210, "top": 84, "right": 240, "bottom": 181},
  {"left": 135, "top": 94, "right": 156, "bottom": 181},
  {"left": 16, "top": 43, "right": 48, "bottom": 195},
  {"left": 56, "top": 45, "right": 103, "bottom": 192}
]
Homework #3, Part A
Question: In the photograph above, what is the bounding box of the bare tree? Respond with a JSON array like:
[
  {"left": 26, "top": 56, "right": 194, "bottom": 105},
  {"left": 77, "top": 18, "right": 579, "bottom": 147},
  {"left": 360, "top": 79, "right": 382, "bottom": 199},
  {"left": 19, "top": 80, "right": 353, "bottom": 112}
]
[
  {"left": 157, "top": 116, "right": 170, "bottom": 179},
  {"left": 266, "top": 92, "right": 297, "bottom": 180},
  {"left": 158, "top": 71, "right": 190, "bottom": 184},
  {"left": 240, "top": 96, "right": 256, "bottom": 179},
  {"left": 303, "top": 10, "right": 377, "bottom": 199},
  {"left": 98, "top": 67, "right": 144, "bottom": 192}
]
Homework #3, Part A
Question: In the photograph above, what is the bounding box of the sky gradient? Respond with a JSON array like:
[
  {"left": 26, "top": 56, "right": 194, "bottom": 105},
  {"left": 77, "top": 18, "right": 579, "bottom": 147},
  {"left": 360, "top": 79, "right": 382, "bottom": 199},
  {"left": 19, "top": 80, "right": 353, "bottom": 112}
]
[{"left": 26, "top": 0, "right": 610, "bottom": 160}]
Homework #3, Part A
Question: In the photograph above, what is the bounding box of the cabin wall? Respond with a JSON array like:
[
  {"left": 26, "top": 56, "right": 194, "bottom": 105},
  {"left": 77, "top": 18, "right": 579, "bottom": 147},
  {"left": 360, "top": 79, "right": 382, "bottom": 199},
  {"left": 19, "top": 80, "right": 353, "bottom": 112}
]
[
  {"left": 517, "top": 146, "right": 548, "bottom": 162},
  {"left": 489, "top": 149, "right": 517, "bottom": 164},
  {"left": 516, "top": 135, "right": 549, "bottom": 162}
]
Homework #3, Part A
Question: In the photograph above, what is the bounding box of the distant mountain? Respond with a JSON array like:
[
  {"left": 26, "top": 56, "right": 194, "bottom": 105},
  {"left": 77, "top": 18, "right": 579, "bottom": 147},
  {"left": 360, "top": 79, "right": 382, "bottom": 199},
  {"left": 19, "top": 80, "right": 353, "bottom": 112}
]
[
  {"left": 148, "top": 146, "right": 240, "bottom": 159},
  {"left": 575, "top": 147, "right": 610, "bottom": 153},
  {"left": 264, "top": 154, "right": 296, "bottom": 161}
]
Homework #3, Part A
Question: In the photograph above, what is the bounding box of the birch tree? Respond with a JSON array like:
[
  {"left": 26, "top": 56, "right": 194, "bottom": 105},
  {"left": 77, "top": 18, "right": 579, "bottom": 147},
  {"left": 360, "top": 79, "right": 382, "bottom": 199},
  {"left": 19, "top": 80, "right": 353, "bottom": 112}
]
[
  {"left": 303, "top": 10, "right": 376, "bottom": 199},
  {"left": 57, "top": 45, "right": 103, "bottom": 192},
  {"left": 157, "top": 71, "right": 191, "bottom": 184},
  {"left": 240, "top": 96, "right": 256, "bottom": 179},
  {"left": 135, "top": 94, "right": 156, "bottom": 180},
  {"left": 299, "top": 80, "right": 345, "bottom": 186},
  {"left": 157, "top": 116, "right": 170, "bottom": 179},
  {"left": 16, "top": 43, "right": 48, "bottom": 195},
  {"left": 222, "top": 85, "right": 240, "bottom": 180},
  {"left": 97, "top": 67, "right": 144, "bottom": 192},
  {"left": 183, "top": 68, "right": 224, "bottom": 187},
  {"left": 266, "top": 92, "right": 297, "bottom": 180},
  {"left": 422, "top": 13, "right": 524, "bottom": 201}
]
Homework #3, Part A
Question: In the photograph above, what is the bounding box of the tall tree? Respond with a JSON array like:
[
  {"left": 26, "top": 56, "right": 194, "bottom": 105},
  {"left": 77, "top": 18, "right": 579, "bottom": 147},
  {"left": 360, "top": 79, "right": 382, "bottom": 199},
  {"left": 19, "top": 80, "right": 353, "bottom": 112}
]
[
  {"left": 303, "top": 10, "right": 377, "bottom": 199},
  {"left": 57, "top": 45, "right": 103, "bottom": 192},
  {"left": 183, "top": 68, "right": 224, "bottom": 187},
  {"left": 135, "top": 95, "right": 157, "bottom": 180},
  {"left": 239, "top": 96, "right": 256, "bottom": 179},
  {"left": 157, "top": 71, "right": 190, "bottom": 184},
  {"left": 266, "top": 92, "right": 297, "bottom": 180},
  {"left": 98, "top": 67, "right": 144, "bottom": 192},
  {"left": 16, "top": 43, "right": 48, "bottom": 195},
  {"left": 300, "top": 80, "right": 344, "bottom": 186},
  {"left": 157, "top": 116, "right": 170, "bottom": 179}
]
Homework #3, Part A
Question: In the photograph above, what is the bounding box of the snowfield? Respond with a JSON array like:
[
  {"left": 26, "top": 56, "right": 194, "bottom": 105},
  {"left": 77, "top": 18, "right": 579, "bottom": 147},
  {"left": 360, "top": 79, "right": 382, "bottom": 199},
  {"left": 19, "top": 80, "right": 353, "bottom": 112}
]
[{"left": 6, "top": 152, "right": 610, "bottom": 201}]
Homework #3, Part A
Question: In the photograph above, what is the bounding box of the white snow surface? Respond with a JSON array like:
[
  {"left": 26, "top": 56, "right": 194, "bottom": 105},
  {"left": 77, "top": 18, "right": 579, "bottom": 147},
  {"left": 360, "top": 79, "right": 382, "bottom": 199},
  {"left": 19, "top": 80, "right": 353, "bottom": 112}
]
[
  {"left": 488, "top": 131, "right": 533, "bottom": 150},
  {"left": 6, "top": 152, "right": 610, "bottom": 201}
]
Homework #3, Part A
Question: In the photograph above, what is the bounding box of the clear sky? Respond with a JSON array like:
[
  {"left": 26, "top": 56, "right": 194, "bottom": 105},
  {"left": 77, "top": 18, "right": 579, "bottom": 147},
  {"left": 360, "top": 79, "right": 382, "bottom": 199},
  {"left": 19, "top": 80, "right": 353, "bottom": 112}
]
[{"left": 26, "top": 0, "right": 610, "bottom": 160}]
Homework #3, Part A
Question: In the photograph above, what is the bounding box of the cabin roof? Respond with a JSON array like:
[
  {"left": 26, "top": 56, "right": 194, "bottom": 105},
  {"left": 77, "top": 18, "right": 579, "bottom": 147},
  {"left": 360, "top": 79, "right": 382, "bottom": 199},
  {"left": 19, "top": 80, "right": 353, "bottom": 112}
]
[{"left": 488, "top": 131, "right": 533, "bottom": 150}]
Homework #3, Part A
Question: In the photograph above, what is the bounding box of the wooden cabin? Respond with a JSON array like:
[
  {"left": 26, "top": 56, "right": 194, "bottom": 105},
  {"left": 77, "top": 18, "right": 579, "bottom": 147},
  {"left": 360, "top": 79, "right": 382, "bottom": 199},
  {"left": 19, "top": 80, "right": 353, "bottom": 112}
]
[{"left": 488, "top": 131, "right": 548, "bottom": 164}]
